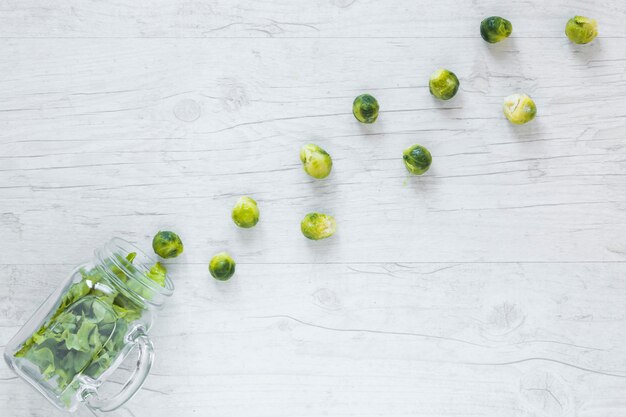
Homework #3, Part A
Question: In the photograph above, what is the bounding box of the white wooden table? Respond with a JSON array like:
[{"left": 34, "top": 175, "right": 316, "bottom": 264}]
[{"left": 1, "top": 1, "right": 626, "bottom": 416}]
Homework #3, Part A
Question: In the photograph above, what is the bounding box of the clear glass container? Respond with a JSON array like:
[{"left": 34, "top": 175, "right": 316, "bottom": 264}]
[{"left": 4, "top": 238, "right": 174, "bottom": 413}]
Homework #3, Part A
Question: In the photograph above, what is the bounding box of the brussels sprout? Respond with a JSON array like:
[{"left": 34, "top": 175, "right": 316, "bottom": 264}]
[
  {"left": 301, "top": 213, "right": 336, "bottom": 240},
  {"left": 353, "top": 94, "right": 379, "bottom": 124},
  {"left": 152, "top": 231, "right": 184, "bottom": 259},
  {"left": 300, "top": 144, "right": 332, "bottom": 179},
  {"left": 209, "top": 252, "right": 236, "bottom": 281},
  {"left": 232, "top": 196, "right": 259, "bottom": 228},
  {"left": 403, "top": 145, "right": 432, "bottom": 175},
  {"left": 565, "top": 16, "right": 598, "bottom": 44},
  {"left": 503, "top": 93, "right": 537, "bottom": 125},
  {"left": 480, "top": 16, "right": 513, "bottom": 43},
  {"left": 429, "top": 69, "right": 459, "bottom": 100}
]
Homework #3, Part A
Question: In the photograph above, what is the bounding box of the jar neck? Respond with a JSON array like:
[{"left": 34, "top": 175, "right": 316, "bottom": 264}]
[{"left": 94, "top": 238, "right": 174, "bottom": 309}]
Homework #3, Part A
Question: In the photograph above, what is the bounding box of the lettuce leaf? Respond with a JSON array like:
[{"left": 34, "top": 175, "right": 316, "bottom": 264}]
[{"left": 14, "top": 254, "right": 167, "bottom": 405}]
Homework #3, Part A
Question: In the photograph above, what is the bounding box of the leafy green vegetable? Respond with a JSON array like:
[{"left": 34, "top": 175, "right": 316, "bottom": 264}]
[
  {"left": 147, "top": 262, "right": 167, "bottom": 286},
  {"left": 503, "top": 93, "right": 536, "bottom": 125},
  {"left": 480, "top": 16, "right": 512, "bottom": 43},
  {"left": 209, "top": 252, "right": 236, "bottom": 281},
  {"left": 232, "top": 196, "right": 260, "bottom": 229},
  {"left": 14, "top": 254, "right": 166, "bottom": 405},
  {"left": 565, "top": 16, "right": 598, "bottom": 44},
  {"left": 300, "top": 144, "right": 333, "bottom": 180},
  {"left": 352, "top": 94, "right": 379, "bottom": 124},
  {"left": 429, "top": 69, "right": 460, "bottom": 100},
  {"left": 152, "top": 231, "right": 184, "bottom": 259},
  {"left": 301, "top": 213, "right": 336, "bottom": 240},
  {"left": 403, "top": 145, "right": 432, "bottom": 175}
]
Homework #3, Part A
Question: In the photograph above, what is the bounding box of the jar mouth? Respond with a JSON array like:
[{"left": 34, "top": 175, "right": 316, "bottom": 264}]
[{"left": 95, "top": 238, "right": 174, "bottom": 304}]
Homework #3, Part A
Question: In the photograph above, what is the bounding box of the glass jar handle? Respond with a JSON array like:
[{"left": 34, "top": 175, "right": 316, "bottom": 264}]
[{"left": 84, "top": 328, "right": 155, "bottom": 412}]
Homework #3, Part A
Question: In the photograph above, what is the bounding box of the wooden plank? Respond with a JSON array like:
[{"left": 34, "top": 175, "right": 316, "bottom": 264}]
[
  {"left": 1, "top": 262, "right": 625, "bottom": 416},
  {"left": 0, "top": 0, "right": 624, "bottom": 39},
  {"left": 1, "top": 1, "right": 625, "bottom": 416},
  {"left": 0, "top": 38, "right": 624, "bottom": 264}
]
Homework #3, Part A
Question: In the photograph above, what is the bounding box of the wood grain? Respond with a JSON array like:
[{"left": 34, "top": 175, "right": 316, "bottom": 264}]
[
  {"left": 1, "top": 1, "right": 625, "bottom": 416},
  {"left": 0, "top": 0, "right": 625, "bottom": 38},
  {"left": 2, "top": 263, "right": 626, "bottom": 417},
  {"left": 1, "top": 38, "right": 625, "bottom": 264}
]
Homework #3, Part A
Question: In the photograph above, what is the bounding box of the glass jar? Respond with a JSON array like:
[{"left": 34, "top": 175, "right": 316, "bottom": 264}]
[{"left": 3, "top": 238, "right": 174, "bottom": 413}]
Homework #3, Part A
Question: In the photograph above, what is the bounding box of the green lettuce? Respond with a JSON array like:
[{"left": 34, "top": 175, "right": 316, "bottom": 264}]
[{"left": 14, "top": 253, "right": 166, "bottom": 405}]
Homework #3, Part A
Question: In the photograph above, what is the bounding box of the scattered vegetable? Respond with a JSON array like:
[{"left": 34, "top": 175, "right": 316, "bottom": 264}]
[
  {"left": 565, "top": 16, "right": 598, "bottom": 44},
  {"left": 301, "top": 213, "right": 336, "bottom": 240},
  {"left": 503, "top": 93, "right": 537, "bottom": 125},
  {"left": 14, "top": 253, "right": 166, "bottom": 405},
  {"left": 209, "top": 252, "right": 236, "bottom": 281},
  {"left": 403, "top": 145, "right": 432, "bottom": 175},
  {"left": 10, "top": 17, "right": 600, "bottom": 411},
  {"left": 232, "top": 196, "right": 260, "bottom": 229},
  {"left": 300, "top": 144, "right": 333, "bottom": 179},
  {"left": 353, "top": 94, "right": 379, "bottom": 124},
  {"left": 429, "top": 69, "right": 460, "bottom": 100},
  {"left": 152, "top": 231, "right": 184, "bottom": 259},
  {"left": 480, "top": 16, "right": 513, "bottom": 43}
]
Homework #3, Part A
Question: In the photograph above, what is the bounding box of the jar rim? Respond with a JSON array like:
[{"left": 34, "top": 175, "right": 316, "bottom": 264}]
[{"left": 94, "top": 238, "right": 174, "bottom": 301}]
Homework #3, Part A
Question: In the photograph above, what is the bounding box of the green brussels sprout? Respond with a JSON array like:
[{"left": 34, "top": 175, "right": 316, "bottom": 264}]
[
  {"left": 503, "top": 93, "right": 537, "bottom": 125},
  {"left": 232, "top": 196, "right": 260, "bottom": 228},
  {"left": 152, "top": 231, "right": 184, "bottom": 259},
  {"left": 301, "top": 213, "right": 336, "bottom": 240},
  {"left": 480, "top": 16, "right": 513, "bottom": 43},
  {"left": 429, "top": 69, "right": 459, "bottom": 100},
  {"left": 565, "top": 16, "right": 598, "bottom": 44},
  {"left": 209, "top": 252, "right": 236, "bottom": 281},
  {"left": 300, "top": 144, "right": 332, "bottom": 179},
  {"left": 353, "top": 94, "right": 379, "bottom": 124},
  {"left": 403, "top": 145, "right": 432, "bottom": 175}
]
